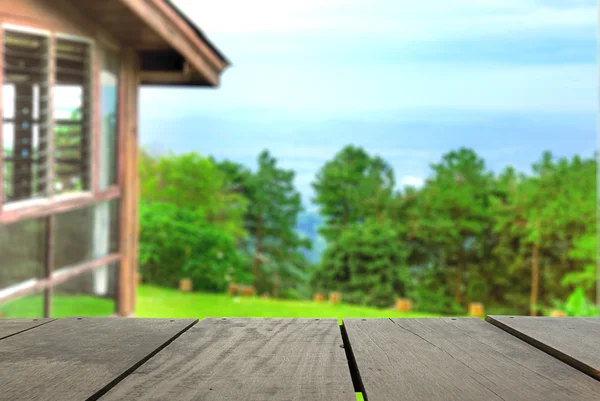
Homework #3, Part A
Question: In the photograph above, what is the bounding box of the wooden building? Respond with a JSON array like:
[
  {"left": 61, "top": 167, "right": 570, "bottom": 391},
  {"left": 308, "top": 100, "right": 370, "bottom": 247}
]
[{"left": 0, "top": 0, "right": 229, "bottom": 317}]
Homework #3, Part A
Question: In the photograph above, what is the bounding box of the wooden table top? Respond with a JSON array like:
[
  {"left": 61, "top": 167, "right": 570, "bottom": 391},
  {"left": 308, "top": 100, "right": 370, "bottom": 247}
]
[{"left": 1, "top": 316, "right": 599, "bottom": 401}]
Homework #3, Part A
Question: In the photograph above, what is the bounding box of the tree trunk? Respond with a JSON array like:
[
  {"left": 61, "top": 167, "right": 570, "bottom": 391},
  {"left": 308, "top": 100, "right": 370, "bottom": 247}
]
[
  {"left": 530, "top": 243, "right": 540, "bottom": 316},
  {"left": 273, "top": 269, "right": 280, "bottom": 298},
  {"left": 252, "top": 234, "right": 262, "bottom": 289},
  {"left": 455, "top": 248, "right": 465, "bottom": 306},
  {"left": 455, "top": 268, "right": 462, "bottom": 306}
]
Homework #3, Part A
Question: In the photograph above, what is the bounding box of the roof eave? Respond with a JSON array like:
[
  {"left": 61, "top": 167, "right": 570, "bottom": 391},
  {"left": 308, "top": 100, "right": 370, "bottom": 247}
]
[{"left": 119, "top": 0, "right": 230, "bottom": 87}]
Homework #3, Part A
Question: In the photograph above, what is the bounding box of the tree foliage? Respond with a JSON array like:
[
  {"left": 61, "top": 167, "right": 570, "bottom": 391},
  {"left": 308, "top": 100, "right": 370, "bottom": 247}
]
[
  {"left": 138, "top": 202, "right": 249, "bottom": 292},
  {"left": 313, "top": 219, "right": 409, "bottom": 308}
]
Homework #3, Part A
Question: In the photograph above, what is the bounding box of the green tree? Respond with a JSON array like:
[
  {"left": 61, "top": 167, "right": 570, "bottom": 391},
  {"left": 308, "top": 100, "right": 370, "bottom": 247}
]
[
  {"left": 312, "top": 145, "right": 395, "bottom": 241},
  {"left": 245, "top": 150, "right": 310, "bottom": 296},
  {"left": 418, "top": 148, "right": 494, "bottom": 307}
]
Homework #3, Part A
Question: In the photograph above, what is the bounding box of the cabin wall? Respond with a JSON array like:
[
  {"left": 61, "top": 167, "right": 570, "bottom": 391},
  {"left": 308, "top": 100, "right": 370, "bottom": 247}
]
[
  {"left": 0, "top": 0, "right": 139, "bottom": 317},
  {"left": 0, "top": 0, "right": 119, "bottom": 50}
]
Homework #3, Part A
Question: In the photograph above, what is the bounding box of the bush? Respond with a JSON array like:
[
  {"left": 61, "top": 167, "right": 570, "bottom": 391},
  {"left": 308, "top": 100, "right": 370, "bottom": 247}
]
[{"left": 138, "top": 202, "right": 250, "bottom": 292}]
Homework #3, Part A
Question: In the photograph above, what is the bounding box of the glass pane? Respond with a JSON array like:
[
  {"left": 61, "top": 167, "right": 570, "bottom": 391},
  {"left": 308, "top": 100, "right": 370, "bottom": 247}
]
[
  {"left": 0, "top": 217, "right": 47, "bottom": 290},
  {"left": 53, "top": 200, "right": 119, "bottom": 269},
  {"left": 2, "top": 29, "right": 50, "bottom": 204},
  {"left": 51, "top": 263, "right": 117, "bottom": 317},
  {"left": 0, "top": 290, "right": 44, "bottom": 318},
  {"left": 53, "top": 38, "right": 92, "bottom": 195},
  {"left": 99, "top": 49, "right": 120, "bottom": 189}
]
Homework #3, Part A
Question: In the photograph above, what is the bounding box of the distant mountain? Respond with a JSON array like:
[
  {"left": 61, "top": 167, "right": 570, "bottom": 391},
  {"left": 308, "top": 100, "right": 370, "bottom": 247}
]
[{"left": 296, "top": 211, "right": 327, "bottom": 265}]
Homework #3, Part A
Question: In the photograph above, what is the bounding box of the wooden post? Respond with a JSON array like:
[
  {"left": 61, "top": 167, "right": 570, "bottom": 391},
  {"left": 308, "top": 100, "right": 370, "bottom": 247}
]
[
  {"left": 118, "top": 48, "right": 139, "bottom": 317},
  {"left": 468, "top": 302, "right": 485, "bottom": 318}
]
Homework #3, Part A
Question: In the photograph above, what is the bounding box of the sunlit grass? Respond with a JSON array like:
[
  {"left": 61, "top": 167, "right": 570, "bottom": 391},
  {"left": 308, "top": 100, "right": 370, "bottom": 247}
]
[
  {"left": 0, "top": 294, "right": 114, "bottom": 318},
  {"left": 136, "top": 285, "right": 442, "bottom": 319}
]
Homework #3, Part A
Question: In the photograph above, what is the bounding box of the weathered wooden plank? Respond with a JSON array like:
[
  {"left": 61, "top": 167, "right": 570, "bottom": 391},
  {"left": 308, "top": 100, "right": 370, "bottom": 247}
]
[
  {"left": 0, "top": 318, "right": 54, "bottom": 340},
  {"left": 0, "top": 317, "right": 197, "bottom": 401},
  {"left": 100, "top": 318, "right": 356, "bottom": 401},
  {"left": 343, "top": 318, "right": 600, "bottom": 401},
  {"left": 487, "top": 315, "right": 600, "bottom": 380}
]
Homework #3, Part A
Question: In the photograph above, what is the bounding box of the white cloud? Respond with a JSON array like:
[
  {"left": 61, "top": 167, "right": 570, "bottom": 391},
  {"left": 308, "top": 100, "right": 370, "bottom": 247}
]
[
  {"left": 400, "top": 175, "right": 425, "bottom": 188},
  {"left": 174, "top": 0, "right": 595, "bottom": 40}
]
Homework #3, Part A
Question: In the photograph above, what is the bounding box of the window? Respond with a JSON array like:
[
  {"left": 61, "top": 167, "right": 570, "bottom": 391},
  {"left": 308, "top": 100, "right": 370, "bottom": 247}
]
[
  {"left": 51, "top": 263, "right": 118, "bottom": 317},
  {"left": 53, "top": 38, "right": 92, "bottom": 195},
  {"left": 0, "top": 26, "right": 121, "bottom": 319},
  {"left": 99, "top": 49, "right": 120, "bottom": 189},
  {"left": 53, "top": 199, "right": 119, "bottom": 270},
  {"left": 1, "top": 30, "right": 94, "bottom": 204},
  {"left": 2, "top": 29, "right": 50, "bottom": 203},
  {"left": 0, "top": 217, "right": 47, "bottom": 290}
]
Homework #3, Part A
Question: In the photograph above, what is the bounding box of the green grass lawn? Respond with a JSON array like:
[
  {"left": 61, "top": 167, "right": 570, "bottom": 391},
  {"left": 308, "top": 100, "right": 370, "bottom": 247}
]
[
  {"left": 136, "top": 285, "right": 441, "bottom": 319},
  {"left": 1, "top": 285, "right": 443, "bottom": 320}
]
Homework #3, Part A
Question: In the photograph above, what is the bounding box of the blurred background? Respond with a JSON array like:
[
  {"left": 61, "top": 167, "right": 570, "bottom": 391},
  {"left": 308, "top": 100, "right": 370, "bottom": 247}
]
[{"left": 0, "top": 0, "right": 597, "bottom": 320}]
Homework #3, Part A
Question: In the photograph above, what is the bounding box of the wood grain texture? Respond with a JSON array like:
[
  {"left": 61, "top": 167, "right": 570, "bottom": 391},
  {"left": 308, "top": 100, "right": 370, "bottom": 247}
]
[
  {"left": 100, "top": 318, "right": 356, "bottom": 401},
  {"left": 487, "top": 316, "right": 600, "bottom": 380},
  {"left": 343, "top": 318, "right": 600, "bottom": 401},
  {"left": 0, "top": 317, "right": 197, "bottom": 401},
  {"left": 0, "top": 318, "right": 54, "bottom": 340}
]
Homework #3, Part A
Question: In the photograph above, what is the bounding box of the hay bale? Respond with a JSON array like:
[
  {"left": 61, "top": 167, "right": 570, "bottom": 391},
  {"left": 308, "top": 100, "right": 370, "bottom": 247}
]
[
  {"left": 313, "top": 293, "right": 325, "bottom": 303},
  {"left": 179, "top": 278, "right": 192, "bottom": 292},
  {"left": 396, "top": 298, "right": 413, "bottom": 312},
  {"left": 468, "top": 302, "right": 484, "bottom": 318},
  {"left": 329, "top": 292, "right": 342, "bottom": 304}
]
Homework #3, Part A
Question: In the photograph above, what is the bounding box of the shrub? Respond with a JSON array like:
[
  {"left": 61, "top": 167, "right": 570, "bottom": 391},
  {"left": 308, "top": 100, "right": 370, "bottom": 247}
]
[{"left": 138, "top": 201, "right": 250, "bottom": 292}]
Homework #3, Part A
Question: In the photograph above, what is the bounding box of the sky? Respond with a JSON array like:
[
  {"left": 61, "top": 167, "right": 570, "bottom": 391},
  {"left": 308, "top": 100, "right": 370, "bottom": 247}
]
[{"left": 140, "top": 0, "right": 597, "bottom": 210}]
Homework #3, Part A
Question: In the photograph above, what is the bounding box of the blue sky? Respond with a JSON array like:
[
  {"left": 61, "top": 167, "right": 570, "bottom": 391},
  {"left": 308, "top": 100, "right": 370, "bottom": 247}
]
[{"left": 140, "top": 0, "right": 597, "bottom": 210}]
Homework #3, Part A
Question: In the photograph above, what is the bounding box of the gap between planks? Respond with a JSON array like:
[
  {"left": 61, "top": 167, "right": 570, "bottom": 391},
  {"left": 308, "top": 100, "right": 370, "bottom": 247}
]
[{"left": 85, "top": 318, "right": 199, "bottom": 401}]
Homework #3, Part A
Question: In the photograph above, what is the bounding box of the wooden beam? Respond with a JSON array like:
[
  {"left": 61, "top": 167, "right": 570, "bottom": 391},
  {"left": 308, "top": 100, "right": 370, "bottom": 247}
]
[
  {"left": 43, "top": 215, "right": 54, "bottom": 318},
  {"left": 92, "top": 43, "right": 101, "bottom": 195},
  {"left": 139, "top": 70, "right": 194, "bottom": 84},
  {"left": 0, "top": 28, "right": 3, "bottom": 211},
  {"left": 0, "top": 186, "right": 120, "bottom": 225},
  {"left": 46, "top": 33, "right": 55, "bottom": 199},
  {"left": 119, "top": 0, "right": 221, "bottom": 86},
  {"left": 0, "top": 253, "right": 121, "bottom": 304}
]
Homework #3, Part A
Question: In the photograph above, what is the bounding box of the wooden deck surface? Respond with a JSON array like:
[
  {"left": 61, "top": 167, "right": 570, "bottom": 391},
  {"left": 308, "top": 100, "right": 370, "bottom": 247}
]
[{"left": 0, "top": 316, "right": 599, "bottom": 400}]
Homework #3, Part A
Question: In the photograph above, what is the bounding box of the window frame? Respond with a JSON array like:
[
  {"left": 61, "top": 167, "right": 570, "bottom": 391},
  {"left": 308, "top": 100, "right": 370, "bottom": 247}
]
[
  {"left": 0, "top": 23, "right": 123, "bottom": 217},
  {"left": 0, "top": 22, "right": 124, "bottom": 318}
]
